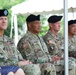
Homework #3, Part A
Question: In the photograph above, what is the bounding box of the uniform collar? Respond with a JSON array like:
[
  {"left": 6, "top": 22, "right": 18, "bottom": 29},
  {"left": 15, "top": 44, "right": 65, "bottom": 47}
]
[{"left": 48, "top": 30, "right": 59, "bottom": 37}]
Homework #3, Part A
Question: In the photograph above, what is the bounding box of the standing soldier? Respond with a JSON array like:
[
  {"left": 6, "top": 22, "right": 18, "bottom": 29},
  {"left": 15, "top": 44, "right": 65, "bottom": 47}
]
[
  {"left": 17, "top": 14, "right": 60, "bottom": 75},
  {"left": 0, "top": 9, "right": 41, "bottom": 75}
]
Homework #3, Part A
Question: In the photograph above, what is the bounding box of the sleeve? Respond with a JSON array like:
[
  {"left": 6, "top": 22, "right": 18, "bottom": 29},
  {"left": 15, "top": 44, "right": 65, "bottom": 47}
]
[
  {"left": 68, "top": 39, "right": 76, "bottom": 58},
  {"left": 43, "top": 36, "right": 56, "bottom": 55},
  {"left": 16, "top": 49, "right": 24, "bottom": 61},
  {"left": 17, "top": 38, "right": 27, "bottom": 59},
  {"left": 17, "top": 38, "right": 36, "bottom": 63},
  {"left": 68, "top": 39, "right": 75, "bottom": 52}
]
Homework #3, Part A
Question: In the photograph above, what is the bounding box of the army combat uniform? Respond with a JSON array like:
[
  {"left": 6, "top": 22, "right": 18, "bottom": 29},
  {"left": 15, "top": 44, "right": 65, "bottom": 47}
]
[
  {"left": 17, "top": 31, "right": 56, "bottom": 75},
  {"left": 68, "top": 36, "right": 76, "bottom": 75},
  {"left": 0, "top": 35, "right": 41, "bottom": 75},
  {"left": 43, "top": 30, "right": 64, "bottom": 56},
  {"left": 43, "top": 30, "right": 75, "bottom": 75},
  {"left": 68, "top": 36, "right": 76, "bottom": 58},
  {"left": 43, "top": 30, "right": 64, "bottom": 75}
]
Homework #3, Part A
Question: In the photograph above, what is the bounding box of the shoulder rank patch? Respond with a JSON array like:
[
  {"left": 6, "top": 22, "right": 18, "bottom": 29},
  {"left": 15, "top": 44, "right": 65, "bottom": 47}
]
[{"left": 49, "top": 40, "right": 55, "bottom": 45}]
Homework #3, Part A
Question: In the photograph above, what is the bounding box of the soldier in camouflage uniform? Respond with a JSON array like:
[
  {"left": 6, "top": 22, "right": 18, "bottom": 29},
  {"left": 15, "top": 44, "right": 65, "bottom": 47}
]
[
  {"left": 68, "top": 19, "right": 76, "bottom": 58},
  {"left": 43, "top": 15, "right": 76, "bottom": 75},
  {"left": 17, "top": 14, "right": 61, "bottom": 75},
  {"left": 43, "top": 15, "right": 64, "bottom": 56},
  {"left": 68, "top": 19, "right": 76, "bottom": 75},
  {"left": 0, "top": 9, "right": 41, "bottom": 75},
  {"left": 43, "top": 15, "right": 64, "bottom": 75}
]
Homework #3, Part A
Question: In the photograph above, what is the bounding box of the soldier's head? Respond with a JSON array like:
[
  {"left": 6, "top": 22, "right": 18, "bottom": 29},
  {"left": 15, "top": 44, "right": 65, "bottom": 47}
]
[
  {"left": 26, "top": 14, "right": 41, "bottom": 34},
  {"left": 68, "top": 19, "right": 76, "bottom": 37},
  {"left": 48, "top": 15, "right": 62, "bottom": 34},
  {"left": 0, "top": 9, "right": 8, "bottom": 31}
]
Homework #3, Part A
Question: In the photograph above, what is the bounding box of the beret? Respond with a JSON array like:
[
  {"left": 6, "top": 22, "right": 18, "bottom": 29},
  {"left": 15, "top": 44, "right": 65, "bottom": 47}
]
[
  {"left": 68, "top": 20, "right": 76, "bottom": 26},
  {"left": 26, "top": 14, "right": 40, "bottom": 23},
  {"left": 48, "top": 15, "right": 63, "bottom": 23},
  {"left": 0, "top": 9, "right": 8, "bottom": 17}
]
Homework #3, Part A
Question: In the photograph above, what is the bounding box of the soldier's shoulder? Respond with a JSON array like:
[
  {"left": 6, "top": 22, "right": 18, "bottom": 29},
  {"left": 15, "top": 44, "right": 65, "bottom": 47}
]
[
  {"left": 43, "top": 32, "right": 49, "bottom": 39},
  {"left": 4, "top": 35, "right": 10, "bottom": 39},
  {"left": 58, "top": 33, "right": 63, "bottom": 38},
  {"left": 17, "top": 33, "right": 30, "bottom": 47},
  {"left": 4, "top": 35, "right": 13, "bottom": 42},
  {"left": 19, "top": 33, "right": 30, "bottom": 43},
  {"left": 43, "top": 33, "right": 53, "bottom": 42}
]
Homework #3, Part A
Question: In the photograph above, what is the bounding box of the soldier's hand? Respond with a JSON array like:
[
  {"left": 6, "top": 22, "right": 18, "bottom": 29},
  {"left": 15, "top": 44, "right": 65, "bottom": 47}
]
[
  {"left": 18, "top": 61, "right": 26, "bottom": 66},
  {"left": 18, "top": 60, "right": 32, "bottom": 66},
  {"left": 52, "top": 55, "right": 60, "bottom": 62},
  {"left": 24, "top": 60, "right": 32, "bottom": 64}
]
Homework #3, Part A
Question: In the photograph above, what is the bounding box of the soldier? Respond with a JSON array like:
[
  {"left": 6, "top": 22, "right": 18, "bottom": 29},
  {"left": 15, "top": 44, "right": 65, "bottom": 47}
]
[
  {"left": 17, "top": 14, "right": 61, "bottom": 75},
  {"left": 68, "top": 19, "right": 76, "bottom": 75},
  {"left": 0, "top": 9, "right": 41, "bottom": 75},
  {"left": 68, "top": 19, "right": 76, "bottom": 58},
  {"left": 43, "top": 15, "right": 63, "bottom": 56},
  {"left": 43, "top": 15, "right": 64, "bottom": 75},
  {"left": 43, "top": 15, "right": 76, "bottom": 75}
]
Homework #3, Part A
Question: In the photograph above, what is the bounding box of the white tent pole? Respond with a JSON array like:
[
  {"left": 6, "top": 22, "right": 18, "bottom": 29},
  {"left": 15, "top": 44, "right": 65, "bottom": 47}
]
[
  {"left": 10, "top": 14, "right": 13, "bottom": 38},
  {"left": 64, "top": 0, "right": 68, "bottom": 75},
  {"left": 13, "top": 14, "right": 18, "bottom": 46}
]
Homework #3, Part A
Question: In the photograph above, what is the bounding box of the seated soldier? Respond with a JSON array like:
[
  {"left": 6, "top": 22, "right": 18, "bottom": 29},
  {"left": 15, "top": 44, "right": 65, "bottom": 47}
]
[
  {"left": 17, "top": 14, "right": 60, "bottom": 75},
  {"left": 0, "top": 9, "right": 41, "bottom": 75}
]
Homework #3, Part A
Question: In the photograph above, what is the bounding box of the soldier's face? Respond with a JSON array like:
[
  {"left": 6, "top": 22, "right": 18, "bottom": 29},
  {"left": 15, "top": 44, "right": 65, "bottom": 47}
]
[
  {"left": 68, "top": 24, "right": 76, "bottom": 35},
  {"left": 30, "top": 20, "right": 41, "bottom": 34},
  {"left": 50, "top": 21, "right": 61, "bottom": 32},
  {"left": 0, "top": 16, "right": 8, "bottom": 30}
]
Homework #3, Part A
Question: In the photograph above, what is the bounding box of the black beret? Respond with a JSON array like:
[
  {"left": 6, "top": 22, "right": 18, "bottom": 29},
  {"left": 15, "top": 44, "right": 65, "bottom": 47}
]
[
  {"left": 26, "top": 14, "right": 40, "bottom": 23},
  {"left": 0, "top": 9, "right": 8, "bottom": 17},
  {"left": 68, "top": 20, "right": 76, "bottom": 26},
  {"left": 48, "top": 15, "right": 63, "bottom": 23}
]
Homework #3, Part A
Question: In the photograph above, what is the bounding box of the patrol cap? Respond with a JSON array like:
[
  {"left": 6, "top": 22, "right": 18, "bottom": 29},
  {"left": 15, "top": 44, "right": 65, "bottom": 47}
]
[
  {"left": 26, "top": 14, "right": 40, "bottom": 23},
  {"left": 0, "top": 9, "right": 8, "bottom": 17},
  {"left": 48, "top": 15, "right": 63, "bottom": 23},
  {"left": 68, "top": 19, "right": 76, "bottom": 26}
]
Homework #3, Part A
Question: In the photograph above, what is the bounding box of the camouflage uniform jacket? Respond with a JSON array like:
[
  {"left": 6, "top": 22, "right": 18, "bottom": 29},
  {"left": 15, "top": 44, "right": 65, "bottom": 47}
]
[
  {"left": 43, "top": 30, "right": 64, "bottom": 57},
  {"left": 68, "top": 36, "right": 76, "bottom": 52},
  {"left": 0, "top": 35, "right": 23, "bottom": 66},
  {"left": 17, "top": 31, "right": 52, "bottom": 64},
  {"left": 68, "top": 36, "right": 76, "bottom": 58}
]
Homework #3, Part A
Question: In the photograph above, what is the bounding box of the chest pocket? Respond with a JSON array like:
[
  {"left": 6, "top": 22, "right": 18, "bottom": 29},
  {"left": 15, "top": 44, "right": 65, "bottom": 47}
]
[
  {"left": 30, "top": 39, "right": 47, "bottom": 57},
  {"left": 31, "top": 40, "right": 40, "bottom": 49}
]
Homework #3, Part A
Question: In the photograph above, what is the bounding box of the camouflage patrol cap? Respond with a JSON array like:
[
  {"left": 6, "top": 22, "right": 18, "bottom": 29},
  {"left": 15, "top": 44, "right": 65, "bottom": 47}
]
[
  {"left": 0, "top": 9, "right": 8, "bottom": 17},
  {"left": 26, "top": 14, "right": 40, "bottom": 23},
  {"left": 68, "top": 19, "right": 76, "bottom": 26},
  {"left": 48, "top": 15, "right": 63, "bottom": 23}
]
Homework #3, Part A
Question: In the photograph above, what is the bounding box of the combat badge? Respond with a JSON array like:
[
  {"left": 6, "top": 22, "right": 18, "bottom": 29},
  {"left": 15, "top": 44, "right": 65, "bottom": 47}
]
[{"left": 49, "top": 40, "right": 55, "bottom": 45}]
